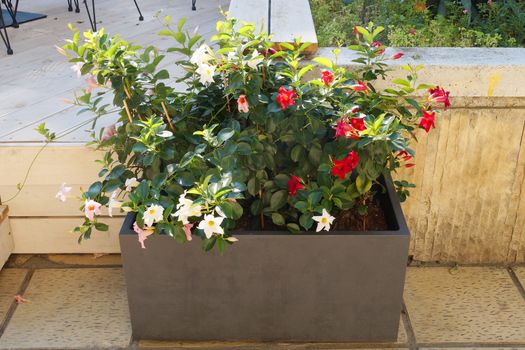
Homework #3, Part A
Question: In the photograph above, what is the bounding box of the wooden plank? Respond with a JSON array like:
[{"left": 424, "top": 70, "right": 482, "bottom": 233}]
[
  {"left": 0, "top": 206, "right": 14, "bottom": 270},
  {"left": 270, "top": 0, "right": 318, "bottom": 54},
  {"left": 0, "top": 146, "right": 102, "bottom": 186},
  {"left": 10, "top": 217, "right": 123, "bottom": 253},
  {"left": 0, "top": 184, "right": 127, "bottom": 217}
]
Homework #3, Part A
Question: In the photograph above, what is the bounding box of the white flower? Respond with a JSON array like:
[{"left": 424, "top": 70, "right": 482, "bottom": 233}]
[
  {"left": 158, "top": 130, "right": 173, "bottom": 138},
  {"left": 196, "top": 63, "right": 216, "bottom": 85},
  {"left": 71, "top": 62, "right": 84, "bottom": 78},
  {"left": 172, "top": 192, "right": 202, "bottom": 224},
  {"left": 55, "top": 182, "right": 72, "bottom": 202},
  {"left": 247, "top": 49, "right": 263, "bottom": 70},
  {"left": 190, "top": 44, "right": 213, "bottom": 66},
  {"left": 125, "top": 177, "right": 140, "bottom": 192},
  {"left": 226, "top": 51, "right": 237, "bottom": 62},
  {"left": 197, "top": 214, "right": 224, "bottom": 238},
  {"left": 312, "top": 209, "right": 335, "bottom": 232},
  {"left": 108, "top": 191, "right": 122, "bottom": 217},
  {"left": 143, "top": 204, "right": 164, "bottom": 227}
]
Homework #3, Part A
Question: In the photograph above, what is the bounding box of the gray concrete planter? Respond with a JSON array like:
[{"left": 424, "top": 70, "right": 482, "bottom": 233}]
[{"left": 119, "top": 177, "right": 410, "bottom": 342}]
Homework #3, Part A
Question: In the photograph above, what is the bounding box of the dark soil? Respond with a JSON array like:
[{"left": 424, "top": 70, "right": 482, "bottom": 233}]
[{"left": 234, "top": 197, "right": 389, "bottom": 232}]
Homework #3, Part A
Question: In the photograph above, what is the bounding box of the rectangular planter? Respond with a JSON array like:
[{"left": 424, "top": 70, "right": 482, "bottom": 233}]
[{"left": 119, "top": 177, "right": 410, "bottom": 342}]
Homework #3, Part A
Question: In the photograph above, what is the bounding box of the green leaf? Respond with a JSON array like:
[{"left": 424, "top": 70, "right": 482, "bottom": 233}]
[
  {"left": 299, "top": 214, "right": 313, "bottom": 230},
  {"left": 298, "top": 64, "right": 314, "bottom": 79},
  {"left": 270, "top": 190, "right": 288, "bottom": 210},
  {"left": 217, "top": 128, "right": 235, "bottom": 142},
  {"left": 86, "top": 182, "right": 102, "bottom": 198},
  {"left": 94, "top": 222, "right": 109, "bottom": 231},
  {"left": 271, "top": 212, "right": 286, "bottom": 226},
  {"left": 294, "top": 201, "right": 308, "bottom": 212},
  {"left": 392, "top": 78, "right": 410, "bottom": 87},
  {"left": 217, "top": 201, "right": 243, "bottom": 220},
  {"left": 202, "top": 236, "right": 217, "bottom": 251},
  {"left": 356, "top": 175, "right": 372, "bottom": 194},
  {"left": 291, "top": 145, "right": 303, "bottom": 162},
  {"left": 274, "top": 174, "right": 290, "bottom": 188},
  {"left": 312, "top": 57, "right": 333, "bottom": 69},
  {"left": 237, "top": 142, "right": 252, "bottom": 155},
  {"left": 286, "top": 223, "right": 300, "bottom": 233}
]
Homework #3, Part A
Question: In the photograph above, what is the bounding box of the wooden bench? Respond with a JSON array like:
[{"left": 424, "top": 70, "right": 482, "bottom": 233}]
[{"left": 228, "top": 0, "right": 318, "bottom": 55}]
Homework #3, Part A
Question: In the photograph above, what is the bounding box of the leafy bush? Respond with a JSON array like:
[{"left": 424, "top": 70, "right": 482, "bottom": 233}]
[
  {"left": 311, "top": 0, "right": 525, "bottom": 47},
  {"left": 56, "top": 19, "right": 450, "bottom": 252}
]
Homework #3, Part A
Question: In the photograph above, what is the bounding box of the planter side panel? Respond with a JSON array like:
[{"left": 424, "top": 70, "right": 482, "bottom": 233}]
[{"left": 120, "top": 233, "right": 408, "bottom": 341}]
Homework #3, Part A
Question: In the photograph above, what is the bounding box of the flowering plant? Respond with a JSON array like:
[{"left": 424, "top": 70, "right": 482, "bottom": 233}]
[{"left": 57, "top": 19, "right": 450, "bottom": 252}]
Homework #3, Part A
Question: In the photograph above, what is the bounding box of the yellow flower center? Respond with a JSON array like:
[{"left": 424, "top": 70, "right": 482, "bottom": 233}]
[
  {"left": 149, "top": 209, "right": 155, "bottom": 215},
  {"left": 88, "top": 205, "right": 95, "bottom": 211},
  {"left": 322, "top": 217, "right": 328, "bottom": 224},
  {"left": 208, "top": 220, "right": 215, "bottom": 226}
]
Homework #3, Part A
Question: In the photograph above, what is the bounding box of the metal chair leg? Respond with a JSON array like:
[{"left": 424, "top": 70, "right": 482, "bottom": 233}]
[
  {"left": 83, "top": 0, "right": 96, "bottom": 31},
  {"left": 133, "top": 0, "right": 143, "bottom": 21},
  {"left": 192, "top": 0, "right": 196, "bottom": 10},
  {"left": 2, "top": 0, "right": 19, "bottom": 28},
  {"left": 67, "top": 0, "right": 80, "bottom": 12},
  {"left": 0, "top": 1, "right": 13, "bottom": 54}
]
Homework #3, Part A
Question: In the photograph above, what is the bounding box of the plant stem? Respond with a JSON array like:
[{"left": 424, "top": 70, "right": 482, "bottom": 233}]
[{"left": 161, "top": 101, "right": 176, "bottom": 132}]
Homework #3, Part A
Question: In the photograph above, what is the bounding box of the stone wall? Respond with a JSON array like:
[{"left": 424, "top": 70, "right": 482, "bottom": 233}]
[{"left": 315, "top": 47, "right": 525, "bottom": 263}]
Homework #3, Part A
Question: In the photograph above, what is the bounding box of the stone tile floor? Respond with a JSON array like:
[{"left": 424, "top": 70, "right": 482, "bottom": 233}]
[{"left": 0, "top": 255, "right": 525, "bottom": 350}]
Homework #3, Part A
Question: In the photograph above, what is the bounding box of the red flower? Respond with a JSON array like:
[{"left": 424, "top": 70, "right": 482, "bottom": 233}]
[
  {"left": 331, "top": 150, "right": 359, "bottom": 180},
  {"left": 350, "top": 80, "right": 368, "bottom": 92},
  {"left": 392, "top": 52, "right": 404, "bottom": 60},
  {"left": 321, "top": 70, "right": 334, "bottom": 85},
  {"left": 276, "top": 86, "right": 297, "bottom": 110},
  {"left": 349, "top": 117, "right": 366, "bottom": 131},
  {"left": 261, "top": 48, "right": 277, "bottom": 57},
  {"left": 334, "top": 119, "right": 354, "bottom": 139},
  {"left": 397, "top": 150, "right": 415, "bottom": 168},
  {"left": 288, "top": 175, "right": 305, "bottom": 196},
  {"left": 353, "top": 26, "right": 359, "bottom": 37},
  {"left": 408, "top": 29, "right": 417, "bottom": 35},
  {"left": 419, "top": 109, "right": 435, "bottom": 133},
  {"left": 372, "top": 41, "right": 385, "bottom": 55},
  {"left": 397, "top": 150, "right": 412, "bottom": 162},
  {"left": 350, "top": 105, "right": 359, "bottom": 114},
  {"left": 428, "top": 86, "right": 451, "bottom": 110}
]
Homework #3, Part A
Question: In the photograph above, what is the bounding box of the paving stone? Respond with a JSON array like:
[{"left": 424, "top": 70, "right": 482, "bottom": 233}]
[
  {"left": 46, "top": 253, "right": 122, "bottom": 266},
  {"left": 404, "top": 267, "right": 525, "bottom": 343},
  {"left": 0, "top": 268, "right": 131, "bottom": 349},
  {"left": 0, "top": 269, "right": 27, "bottom": 327},
  {"left": 139, "top": 341, "right": 408, "bottom": 349}
]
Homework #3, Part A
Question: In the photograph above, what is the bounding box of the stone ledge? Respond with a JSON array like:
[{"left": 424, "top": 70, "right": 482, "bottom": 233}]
[{"left": 312, "top": 47, "right": 525, "bottom": 99}]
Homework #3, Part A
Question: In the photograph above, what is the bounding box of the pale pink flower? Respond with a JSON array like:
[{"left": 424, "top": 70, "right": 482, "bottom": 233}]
[
  {"left": 145, "top": 89, "right": 155, "bottom": 96},
  {"left": 101, "top": 124, "right": 117, "bottom": 141},
  {"left": 237, "top": 95, "right": 249, "bottom": 113},
  {"left": 14, "top": 295, "right": 30, "bottom": 304},
  {"left": 71, "top": 62, "right": 84, "bottom": 77},
  {"left": 84, "top": 199, "right": 102, "bottom": 221},
  {"left": 183, "top": 223, "right": 193, "bottom": 241},
  {"left": 55, "top": 182, "right": 72, "bottom": 202},
  {"left": 133, "top": 222, "right": 154, "bottom": 249},
  {"left": 85, "top": 76, "right": 98, "bottom": 93}
]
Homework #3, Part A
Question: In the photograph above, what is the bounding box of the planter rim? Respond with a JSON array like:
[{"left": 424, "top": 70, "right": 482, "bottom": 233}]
[{"left": 120, "top": 175, "right": 409, "bottom": 237}]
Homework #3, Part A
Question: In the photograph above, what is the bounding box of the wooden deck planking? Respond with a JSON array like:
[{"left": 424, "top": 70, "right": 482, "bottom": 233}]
[{"left": 0, "top": 0, "right": 230, "bottom": 253}]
